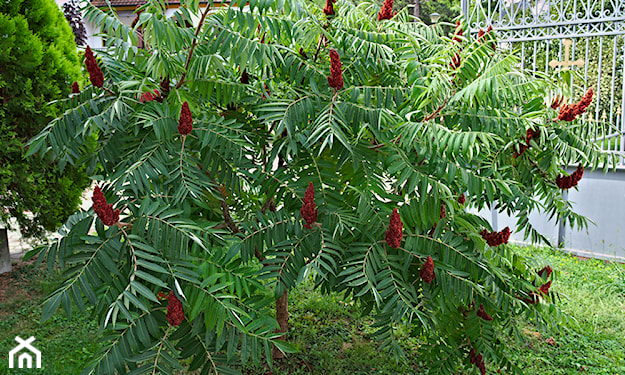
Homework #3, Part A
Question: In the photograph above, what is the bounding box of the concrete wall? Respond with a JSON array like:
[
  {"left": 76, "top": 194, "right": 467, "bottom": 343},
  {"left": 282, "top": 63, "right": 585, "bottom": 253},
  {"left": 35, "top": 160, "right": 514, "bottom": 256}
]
[{"left": 476, "top": 167, "right": 625, "bottom": 261}]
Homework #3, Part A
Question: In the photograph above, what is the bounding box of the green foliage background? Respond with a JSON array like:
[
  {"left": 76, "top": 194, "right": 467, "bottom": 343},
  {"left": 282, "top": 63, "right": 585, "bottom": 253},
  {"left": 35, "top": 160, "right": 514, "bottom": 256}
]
[{"left": 0, "top": 0, "right": 89, "bottom": 238}]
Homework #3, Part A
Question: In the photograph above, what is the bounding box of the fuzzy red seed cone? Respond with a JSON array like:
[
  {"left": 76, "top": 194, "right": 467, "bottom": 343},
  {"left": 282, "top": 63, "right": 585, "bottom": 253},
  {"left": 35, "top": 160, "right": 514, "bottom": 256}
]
[
  {"left": 140, "top": 89, "right": 160, "bottom": 103},
  {"left": 558, "top": 102, "right": 577, "bottom": 121},
  {"left": 92, "top": 186, "right": 119, "bottom": 226},
  {"left": 377, "top": 0, "right": 394, "bottom": 20},
  {"left": 538, "top": 265, "right": 553, "bottom": 278},
  {"left": 439, "top": 204, "right": 447, "bottom": 219},
  {"left": 469, "top": 349, "right": 478, "bottom": 364},
  {"left": 476, "top": 304, "right": 493, "bottom": 321},
  {"left": 577, "top": 88, "right": 593, "bottom": 114},
  {"left": 384, "top": 208, "right": 403, "bottom": 248},
  {"left": 458, "top": 193, "right": 466, "bottom": 205},
  {"left": 300, "top": 182, "right": 318, "bottom": 229},
  {"left": 500, "top": 226, "right": 511, "bottom": 243},
  {"left": 551, "top": 95, "right": 564, "bottom": 109},
  {"left": 556, "top": 165, "right": 584, "bottom": 189},
  {"left": 166, "top": 292, "right": 185, "bottom": 326},
  {"left": 323, "top": 0, "right": 334, "bottom": 16},
  {"left": 178, "top": 101, "right": 193, "bottom": 135},
  {"left": 327, "top": 49, "right": 344, "bottom": 90},
  {"left": 539, "top": 280, "right": 552, "bottom": 295},
  {"left": 71, "top": 81, "right": 80, "bottom": 94},
  {"left": 419, "top": 255, "right": 435, "bottom": 283},
  {"left": 450, "top": 53, "right": 461, "bottom": 69},
  {"left": 85, "top": 46, "right": 104, "bottom": 88},
  {"left": 240, "top": 69, "right": 249, "bottom": 84},
  {"left": 486, "top": 25, "right": 496, "bottom": 51},
  {"left": 453, "top": 20, "right": 463, "bottom": 42},
  {"left": 480, "top": 226, "right": 511, "bottom": 246}
]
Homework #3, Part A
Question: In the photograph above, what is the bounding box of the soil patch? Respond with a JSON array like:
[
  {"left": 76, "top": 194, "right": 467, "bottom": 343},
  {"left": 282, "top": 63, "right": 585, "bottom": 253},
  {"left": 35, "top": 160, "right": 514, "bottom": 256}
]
[{"left": 0, "top": 259, "right": 40, "bottom": 317}]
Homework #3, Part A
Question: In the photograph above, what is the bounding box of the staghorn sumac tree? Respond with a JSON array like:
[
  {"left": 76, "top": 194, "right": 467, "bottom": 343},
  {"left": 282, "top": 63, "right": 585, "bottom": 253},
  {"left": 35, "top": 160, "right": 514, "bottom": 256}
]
[{"left": 27, "top": 0, "right": 612, "bottom": 373}]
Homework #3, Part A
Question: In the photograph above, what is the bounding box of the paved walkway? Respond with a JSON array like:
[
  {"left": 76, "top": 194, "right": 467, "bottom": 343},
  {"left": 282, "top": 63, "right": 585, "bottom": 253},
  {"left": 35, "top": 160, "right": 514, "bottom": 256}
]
[
  {"left": 7, "top": 188, "right": 93, "bottom": 263},
  {"left": 8, "top": 227, "right": 30, "bottom": 261}
]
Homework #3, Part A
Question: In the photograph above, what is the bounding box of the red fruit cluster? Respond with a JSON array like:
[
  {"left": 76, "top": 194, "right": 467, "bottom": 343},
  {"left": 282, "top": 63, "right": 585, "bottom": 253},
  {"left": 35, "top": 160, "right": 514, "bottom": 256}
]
[
  {"left": 551, "top": 95, "right": 565, "bottom": 109},
  {"left": 178, "top": 101, "right": 193, "bottom": 135},
  {"left": 522, "top": 280, "right": 552, "bottom": 304},
  {"left": 480, "top": 226, "right": 511, "bottom": 247},
  {"left": 166, "top": 292, "right": 185, "bottom": 326},
  {"left": 323, "top": 0, "right": 335, "bottom": 16},
  {"left": 139, "top": 89, "right": 160, "bottom": 103},
  {"left": 557, "top": 88, "right": 593, "bottom": 122},
  {"left": 385, "top": 208, "right": 403, "bottom": 248},
  {"left": 157, "top": 292, "right": 168, "bottom": 301},
  {"left": 514, "top": 127, "right": 540, "bottom": 158},
  {"left": 71, "top": 81, "right": 80, "bottom": 94},
  {"left": 429, "top": 204, "right": 447, "bottom": 235},
  {"left": 377, "top": 0, "right": 395, "bottom": 21},
  {"left": 300, "top": 182, "right": 318, "bottom": 229},
  {"left": 476, "top": 304, "right": 493, "bottom": 321},
  {"left": 486, "top": 25, "right": 496, "bottom": 50},
  {"left": 458, "top": 193, "right": 466, "bottom": 205},
  {"left": 477, "top": 25, "right": 496, "bottom": 50},
  {"left": 453, "top": 20, "right": 463, "bottom": 43},
  {"left": 420, "top": 255, "right": 436, "bottom": 283},
  {"left": 450, "top": 52, "right": 461, "bottom": 69},
  {"left": 469, "top": 349, "right": 486, "bottom": 375},
  {"left": 539, "top": 280, "right": 552, "bottom": 295},
  {"left": 85, "top": 46, "right": 104, "bottom": 88},
  {"left": 92, "top": 186, "right": 119, "bottom": 226},
  {"left": 240, "top": 69, "right": 249, "bottom": 84},
  {"left": 537, "top": 265, "right": 552, "bottom": 278},
  {"left": 555, "top": 164, "right": 584, "bottom": 189},
  {"left": 299, "top": 47, "right": 309, "bottom": 60},
  {"left": 160, "top": 76, "right": 170, "bottom": 97},
  {"left": 327, "top": 49, "right": 344, "bottom": 90}
]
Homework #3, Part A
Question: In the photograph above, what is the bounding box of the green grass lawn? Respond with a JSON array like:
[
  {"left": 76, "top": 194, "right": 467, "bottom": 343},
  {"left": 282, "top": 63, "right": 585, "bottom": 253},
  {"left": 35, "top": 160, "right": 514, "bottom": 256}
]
[
  {"left": 0, "top": 264, "right": 103, "bottom": 375},
  {"left": 1, "top": 246, "right": 624, "bottom": 374},
  {"left": 504, "top": 246, "right": 625, "bottom": 375}
]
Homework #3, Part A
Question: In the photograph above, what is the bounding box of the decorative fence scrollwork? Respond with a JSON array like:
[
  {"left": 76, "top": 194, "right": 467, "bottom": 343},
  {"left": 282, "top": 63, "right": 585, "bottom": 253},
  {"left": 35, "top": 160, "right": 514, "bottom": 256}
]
[{"left": 463, "top": 0, "right": 625, "bottom": 165}]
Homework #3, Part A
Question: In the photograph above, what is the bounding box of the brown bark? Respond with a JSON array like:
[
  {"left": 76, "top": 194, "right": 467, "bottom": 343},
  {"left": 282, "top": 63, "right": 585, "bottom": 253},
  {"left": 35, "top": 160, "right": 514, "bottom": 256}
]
[
  {"left": 217, "top": 195, "right": 289, "bottom": 360},
  {"left": 413, "top": 0, "right": 420, "bottom": 19},
  {"left": 272, "top": 290, "right": 289, "bottom": 359}
]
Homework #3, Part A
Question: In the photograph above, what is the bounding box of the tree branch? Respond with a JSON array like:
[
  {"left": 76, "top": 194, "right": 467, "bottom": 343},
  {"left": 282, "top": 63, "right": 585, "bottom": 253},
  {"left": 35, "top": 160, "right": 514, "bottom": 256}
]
[
  {"left": 423, "top": 96, "right": 450, "bottom": 122},
  {"left": 175, "top": 4, "right": 212, "bottom": 90}
]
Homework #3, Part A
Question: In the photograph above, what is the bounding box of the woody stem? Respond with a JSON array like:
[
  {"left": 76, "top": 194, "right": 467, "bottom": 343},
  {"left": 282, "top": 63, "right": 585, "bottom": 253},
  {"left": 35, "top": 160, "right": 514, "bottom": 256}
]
[{"left": 175, "top": 4, "right": 212, "bottom": 90}]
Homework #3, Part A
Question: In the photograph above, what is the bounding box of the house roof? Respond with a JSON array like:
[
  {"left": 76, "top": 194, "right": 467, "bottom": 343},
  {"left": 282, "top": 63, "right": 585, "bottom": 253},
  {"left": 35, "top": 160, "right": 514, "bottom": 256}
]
[{"left": 91, "top": 0, "right": 214, "bottom": 7}]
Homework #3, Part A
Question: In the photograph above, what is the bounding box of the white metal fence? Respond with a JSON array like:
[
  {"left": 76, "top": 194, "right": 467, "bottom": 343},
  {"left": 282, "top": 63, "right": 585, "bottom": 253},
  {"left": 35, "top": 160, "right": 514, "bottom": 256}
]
[{"left": 462, "top": 0, "right": 625, "bottom": 166}]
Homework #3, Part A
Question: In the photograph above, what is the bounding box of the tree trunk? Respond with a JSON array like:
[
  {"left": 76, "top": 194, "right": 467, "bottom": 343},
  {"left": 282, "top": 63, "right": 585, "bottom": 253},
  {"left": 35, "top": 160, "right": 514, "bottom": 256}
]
[
  {"left": 0, "top": 228, "right": 12, "bottom": 274},
  {"left": 271, "top": 290, "right": 289, "bottom": 359},
  {"left": 413, "top": 0, "right": 420, "bottom": 20}
]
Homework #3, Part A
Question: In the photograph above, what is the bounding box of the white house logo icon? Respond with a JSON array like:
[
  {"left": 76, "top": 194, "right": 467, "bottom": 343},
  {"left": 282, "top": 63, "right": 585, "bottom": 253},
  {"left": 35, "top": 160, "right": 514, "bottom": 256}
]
[{"left": 9, "top": 336, "right": 42, "bottom": 369}]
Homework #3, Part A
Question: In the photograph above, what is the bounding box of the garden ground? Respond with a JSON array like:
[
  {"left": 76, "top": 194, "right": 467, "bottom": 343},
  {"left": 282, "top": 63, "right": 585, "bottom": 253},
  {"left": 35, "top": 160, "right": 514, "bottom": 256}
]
[{"left": 0, "top": 245, "right": 623, "bottom": 374}]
